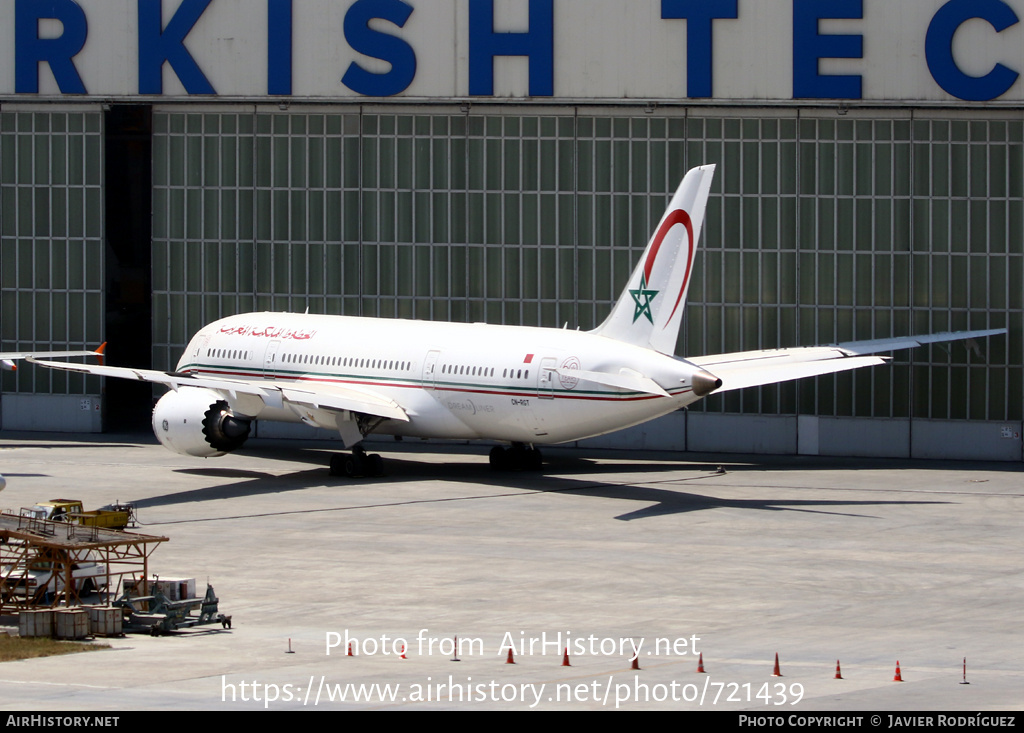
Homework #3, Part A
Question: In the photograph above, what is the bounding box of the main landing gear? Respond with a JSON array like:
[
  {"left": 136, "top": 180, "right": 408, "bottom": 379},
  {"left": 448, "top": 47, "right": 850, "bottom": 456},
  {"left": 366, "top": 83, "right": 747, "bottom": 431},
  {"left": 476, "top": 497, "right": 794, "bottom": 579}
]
[
  {"left": 489, "top": 443, "right": 543, "bottom": 471},
  {"left": 329, "top": 446, "right": 385, "bottom": 478}
]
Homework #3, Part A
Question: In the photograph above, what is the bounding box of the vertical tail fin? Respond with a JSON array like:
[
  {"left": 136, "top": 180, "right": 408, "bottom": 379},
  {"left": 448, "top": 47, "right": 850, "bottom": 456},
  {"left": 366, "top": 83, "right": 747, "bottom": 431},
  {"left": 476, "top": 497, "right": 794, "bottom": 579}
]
[{"left": 592, "top": 164, "right": 715, "bottom": 354}]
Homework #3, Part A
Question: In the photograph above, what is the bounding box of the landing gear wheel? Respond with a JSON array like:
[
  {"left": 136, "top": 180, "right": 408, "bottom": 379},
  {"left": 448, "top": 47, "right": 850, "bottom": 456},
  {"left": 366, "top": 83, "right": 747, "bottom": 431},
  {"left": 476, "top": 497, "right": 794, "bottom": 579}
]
[
  {"left": 344, "top": 453, "right": 364, "bottom": 478},
  {"left": 329, "top": 454, "right": 347, "bottom": 476},
  {"left": 489, "top": 444, "right": 542, "bottom": 471},
  {"left": 330, "top": 447, "right": 385, "bottom": 478},
  {"left": 489, "top": 445, "right": 509, "bottom": 471}
]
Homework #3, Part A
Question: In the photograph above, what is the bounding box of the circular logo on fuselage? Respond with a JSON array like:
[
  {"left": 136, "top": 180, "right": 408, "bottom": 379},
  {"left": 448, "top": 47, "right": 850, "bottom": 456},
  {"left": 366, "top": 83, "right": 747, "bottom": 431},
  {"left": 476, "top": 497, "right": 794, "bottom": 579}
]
[{"left": 559, "top": 357, "right": 581, "bottom": 390}]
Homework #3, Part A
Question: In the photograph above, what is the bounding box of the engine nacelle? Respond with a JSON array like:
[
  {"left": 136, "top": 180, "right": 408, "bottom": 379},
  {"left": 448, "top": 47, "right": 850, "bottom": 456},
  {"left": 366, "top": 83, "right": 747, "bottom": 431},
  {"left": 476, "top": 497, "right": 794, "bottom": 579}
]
[{"left": 152, "top": 388, "right": 252, "bottom": 457}]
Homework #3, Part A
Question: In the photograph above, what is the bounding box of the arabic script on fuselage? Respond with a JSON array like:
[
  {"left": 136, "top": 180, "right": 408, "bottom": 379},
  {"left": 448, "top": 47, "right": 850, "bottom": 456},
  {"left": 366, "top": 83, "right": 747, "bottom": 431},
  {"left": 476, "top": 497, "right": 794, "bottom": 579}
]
[{"left": 218, "top": 325, "right": 317, "bottom": 340}]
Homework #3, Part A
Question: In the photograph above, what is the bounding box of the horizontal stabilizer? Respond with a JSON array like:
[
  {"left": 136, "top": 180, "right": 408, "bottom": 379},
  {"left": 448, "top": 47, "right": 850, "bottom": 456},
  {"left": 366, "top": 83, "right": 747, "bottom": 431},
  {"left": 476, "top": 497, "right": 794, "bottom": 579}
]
[
  {"left": 708, "top": 356, "right": 887, "bottom": 393},
  {"left": 835, "top": 329, "right": 1007, "bottom": 355},
  {"left": 690, "top": 328, "right": 1006, "bottom": 394}
]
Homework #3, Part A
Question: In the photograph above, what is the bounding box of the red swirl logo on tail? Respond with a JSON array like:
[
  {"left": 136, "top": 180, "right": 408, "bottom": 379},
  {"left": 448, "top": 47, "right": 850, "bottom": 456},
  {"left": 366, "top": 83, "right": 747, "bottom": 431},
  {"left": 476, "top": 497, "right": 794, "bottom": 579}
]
[{"left": 639, "top": 209, "right": 694, "bottom": 329}]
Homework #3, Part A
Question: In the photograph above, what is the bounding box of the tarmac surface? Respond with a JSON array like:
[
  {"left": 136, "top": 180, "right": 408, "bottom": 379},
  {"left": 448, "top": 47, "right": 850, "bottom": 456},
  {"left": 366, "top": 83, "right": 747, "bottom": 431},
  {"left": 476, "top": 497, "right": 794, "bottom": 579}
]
[{"left": 0, "top": 431, "right": 1021, "bottom": 711}]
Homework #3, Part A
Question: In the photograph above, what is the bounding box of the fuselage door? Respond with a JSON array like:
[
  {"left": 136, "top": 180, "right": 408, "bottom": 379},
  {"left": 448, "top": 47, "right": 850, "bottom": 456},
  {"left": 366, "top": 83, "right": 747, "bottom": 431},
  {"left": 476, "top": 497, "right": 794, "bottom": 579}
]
[
  {"left": 191, "top": 336, "right": 208, "bottom": 361},
  {"left": 186, "top": 336, "right": 209, "bottom": 373},
  {"left": 537, "top": 357, "right": 557, "bottom": 399},
  {"left": 423, "top": 350, "right": 441, "bottom": 390},
  {"left": 264, "top": 340, "right": 281, "bottom": 379}
]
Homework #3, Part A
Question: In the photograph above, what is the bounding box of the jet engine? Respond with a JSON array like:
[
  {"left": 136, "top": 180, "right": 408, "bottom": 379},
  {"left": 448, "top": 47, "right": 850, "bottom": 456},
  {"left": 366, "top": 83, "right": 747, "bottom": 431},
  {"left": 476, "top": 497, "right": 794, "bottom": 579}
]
[{"left": 152, "top": 387, "right": 252, "bottom": 457}]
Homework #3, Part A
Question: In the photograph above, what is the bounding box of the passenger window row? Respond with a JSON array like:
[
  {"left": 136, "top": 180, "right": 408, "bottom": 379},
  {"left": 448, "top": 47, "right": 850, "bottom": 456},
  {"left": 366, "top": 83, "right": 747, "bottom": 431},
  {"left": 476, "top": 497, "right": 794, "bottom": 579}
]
[
  {"left": 203, "top": 348, "right": 531, "bottom": 383},
  {"left": 441, "top": 363, "right": 530, "bottom": 380},
  {"left": 207, "top": 348, "right": 253, "bottom": 361},
  {"left": 281, "top": 352, "right": 411, "bottom": 373}
]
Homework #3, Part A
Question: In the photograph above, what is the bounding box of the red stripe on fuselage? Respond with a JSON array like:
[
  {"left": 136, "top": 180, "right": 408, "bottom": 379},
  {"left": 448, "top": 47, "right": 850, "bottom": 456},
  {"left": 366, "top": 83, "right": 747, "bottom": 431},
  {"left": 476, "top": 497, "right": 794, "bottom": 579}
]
[{"left": 188, "top": 367, "right": 690, "bottom": 403}]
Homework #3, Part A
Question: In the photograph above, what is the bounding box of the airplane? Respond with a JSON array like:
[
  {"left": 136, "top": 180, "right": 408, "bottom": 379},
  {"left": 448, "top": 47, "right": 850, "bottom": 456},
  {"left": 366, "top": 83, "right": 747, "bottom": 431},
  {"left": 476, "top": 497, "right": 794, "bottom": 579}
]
[{"left": 3, "top": 165, "right": 1006, "bottom": 477}]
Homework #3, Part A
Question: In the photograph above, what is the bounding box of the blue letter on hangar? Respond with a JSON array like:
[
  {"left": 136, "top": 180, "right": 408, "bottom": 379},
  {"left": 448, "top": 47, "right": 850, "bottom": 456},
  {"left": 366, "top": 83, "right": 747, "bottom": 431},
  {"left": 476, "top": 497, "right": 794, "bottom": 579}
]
[
  {"left": 926, "top": 0, "right": 1020, "bottom": 101},
  {"left": 342, "top": 0, "right": 417, "bottom": 97},
  {"left": 15, "top": 0, "right": 89, "bottom": 94},
  {"left": 792, "top": 0, "right": 864, "bottom": 99},
  {"left": 469, "top": 0, "right": 554, "bottom": 96},
  {"left": 661, "top": 0, "right": 739, "bottom": 99},
  {"left": 138, "top": 0, "right": 216, "bottom": 95}
]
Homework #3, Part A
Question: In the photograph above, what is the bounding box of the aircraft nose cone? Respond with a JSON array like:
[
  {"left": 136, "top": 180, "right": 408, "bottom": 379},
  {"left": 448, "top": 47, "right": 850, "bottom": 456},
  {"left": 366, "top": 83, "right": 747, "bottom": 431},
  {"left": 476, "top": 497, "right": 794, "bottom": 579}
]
[{"left": 691, "top": 370, "right": 722, "bottom": 397}]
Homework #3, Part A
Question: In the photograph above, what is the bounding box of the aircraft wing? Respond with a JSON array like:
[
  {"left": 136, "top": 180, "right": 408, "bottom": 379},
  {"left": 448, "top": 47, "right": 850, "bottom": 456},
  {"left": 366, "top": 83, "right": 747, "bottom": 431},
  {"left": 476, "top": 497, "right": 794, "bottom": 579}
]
[
  {"left": 0, "top": 347, "right": 105, "bottom": 371},
  {"left": 1, "top": 349, "right": 104, "bottom": 360},
  {"left": 689, "top": 328, "right": 1006, "bottom": 394},
  {"left": 24, "top": 357, "right": 409, "bottom": 423}
]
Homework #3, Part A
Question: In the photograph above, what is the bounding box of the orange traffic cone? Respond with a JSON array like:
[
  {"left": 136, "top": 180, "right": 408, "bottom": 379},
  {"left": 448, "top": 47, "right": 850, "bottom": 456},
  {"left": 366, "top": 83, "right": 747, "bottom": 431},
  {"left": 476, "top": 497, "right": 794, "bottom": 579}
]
[
  {"left": 696, "top": 652, "right": 706, "bottom": 673},
  {"left": 505, "top": 648, "right": 515, "bottom": 664},
  {"left": 562, "top": 648, "right": 571, "bottom": 667},
  {"left": 772, "top": 653, "right": 783, "bottom": 677},
  {"left": 834, "top": 660, "right": 843, "bottom": 679},
  {"left": 347, "top": 643, "right": 353, "bottom": 657},
  {"left": 400, "top": 644, "right": 407, "bottom": 660},
  {"left": 893, "top": 661, "right": 903, "bottom": 682}
]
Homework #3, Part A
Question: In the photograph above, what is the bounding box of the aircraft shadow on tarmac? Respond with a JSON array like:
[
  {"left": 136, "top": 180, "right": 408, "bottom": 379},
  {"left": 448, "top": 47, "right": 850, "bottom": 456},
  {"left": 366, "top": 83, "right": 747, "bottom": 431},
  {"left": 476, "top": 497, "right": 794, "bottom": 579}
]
[
  {"left": 129, "top": 443, "right": 952, "bottom": 523},
  {"left": 0, "top": 430, "right": 154, "bottom": 447}
]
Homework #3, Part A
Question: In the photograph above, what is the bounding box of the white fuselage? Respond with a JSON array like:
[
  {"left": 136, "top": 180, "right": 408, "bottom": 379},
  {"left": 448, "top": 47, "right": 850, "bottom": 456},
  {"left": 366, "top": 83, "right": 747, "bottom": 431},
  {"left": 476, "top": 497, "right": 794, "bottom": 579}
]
[{"left": 176, "top": 312, "right": 705, "bottom": 445}]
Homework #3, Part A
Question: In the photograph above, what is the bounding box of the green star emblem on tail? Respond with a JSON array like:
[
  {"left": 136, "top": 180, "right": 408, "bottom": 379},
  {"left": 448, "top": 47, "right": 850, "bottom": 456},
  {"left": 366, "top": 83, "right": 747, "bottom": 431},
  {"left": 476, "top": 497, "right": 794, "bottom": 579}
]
[{"left": 629, "top": 274, "right": 658, "bottom": 324}]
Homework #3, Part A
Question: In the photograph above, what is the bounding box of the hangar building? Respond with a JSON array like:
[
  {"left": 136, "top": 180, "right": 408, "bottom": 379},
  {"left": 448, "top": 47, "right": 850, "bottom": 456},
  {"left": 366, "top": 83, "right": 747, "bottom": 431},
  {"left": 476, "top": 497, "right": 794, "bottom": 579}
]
[{"left": 1, "top": 0, "right": 1021, "bottom": 461}]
